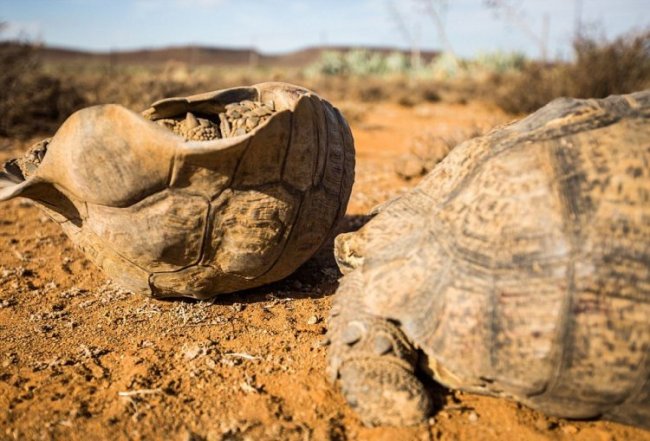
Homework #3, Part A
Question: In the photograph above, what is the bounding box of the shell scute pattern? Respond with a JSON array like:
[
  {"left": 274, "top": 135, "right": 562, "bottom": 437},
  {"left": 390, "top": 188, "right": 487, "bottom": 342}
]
[
  {"left": 327, "top": 90, "right": 650, "bottom": 429},
  {"left": 205, "top": 185, "right": 299, "bottom": 278}
]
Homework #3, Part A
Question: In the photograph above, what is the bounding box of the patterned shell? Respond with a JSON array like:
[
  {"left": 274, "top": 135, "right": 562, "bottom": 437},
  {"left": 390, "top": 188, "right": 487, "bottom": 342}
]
[
  {"left": 333, "top": 90, "right": 649, "bottom": 427},
  {"left": 0, "top": 82, "right": 355, "bottom": 299}
]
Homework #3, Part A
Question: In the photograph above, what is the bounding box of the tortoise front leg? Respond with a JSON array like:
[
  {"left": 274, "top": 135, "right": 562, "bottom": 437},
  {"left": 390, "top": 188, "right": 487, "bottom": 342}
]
[{"left": 326, "top": 272, "right": 432, "bottom": 426}]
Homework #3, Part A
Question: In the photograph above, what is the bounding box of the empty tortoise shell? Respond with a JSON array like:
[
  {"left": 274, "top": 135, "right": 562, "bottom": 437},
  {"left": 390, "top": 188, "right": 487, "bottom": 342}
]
[{"left": 0, "top": 82, "right": 355, "bottom": 298}]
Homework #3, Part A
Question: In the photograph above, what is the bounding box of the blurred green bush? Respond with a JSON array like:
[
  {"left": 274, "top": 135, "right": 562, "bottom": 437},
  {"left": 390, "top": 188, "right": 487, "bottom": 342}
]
[{"left": 305, "top": 49, "right": 415, "bottom": 77}]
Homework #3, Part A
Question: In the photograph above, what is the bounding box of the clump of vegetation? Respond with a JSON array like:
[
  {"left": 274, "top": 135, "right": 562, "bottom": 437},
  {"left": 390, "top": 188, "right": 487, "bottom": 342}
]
[
  {"left": 569, "top": 30, "right": 650, "bottom": 97},
  {"left": 0, "top": 42, "right": 86, "bottom": 138},
  {"left": 490, "top": 30, "right": 650, "bottom": 114},
  {"left": 306, "top": 49, "right": 414, "bottom": 77},
  {"left": 429, "top": 51, "right": 526, "bottom": 80}
]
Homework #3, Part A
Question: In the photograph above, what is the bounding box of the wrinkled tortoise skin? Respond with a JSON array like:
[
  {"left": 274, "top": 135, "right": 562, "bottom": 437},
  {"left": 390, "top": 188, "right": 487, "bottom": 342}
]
[
  {"left": 0, "top": 82, "right": 355, "bottom": 299},
  {"left": 328, "top": 90, "right": 650, "bottom": 428}
]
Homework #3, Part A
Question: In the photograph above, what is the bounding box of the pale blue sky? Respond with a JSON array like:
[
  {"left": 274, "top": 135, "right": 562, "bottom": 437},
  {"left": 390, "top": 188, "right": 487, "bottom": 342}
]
[{"left": 0, "top": 0, "right": 648, "bottom": 59}]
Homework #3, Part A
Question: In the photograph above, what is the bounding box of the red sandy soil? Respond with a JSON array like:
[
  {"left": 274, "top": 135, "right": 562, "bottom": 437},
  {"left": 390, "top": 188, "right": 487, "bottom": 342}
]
[{"left": 1, "top": 101, "right": 648, "bottom": 440}]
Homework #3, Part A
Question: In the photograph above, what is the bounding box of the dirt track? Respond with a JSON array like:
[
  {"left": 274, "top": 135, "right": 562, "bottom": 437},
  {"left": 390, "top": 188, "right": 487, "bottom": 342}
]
[{"left": 1, "top": 101, "right": 648, "bottom": 441}]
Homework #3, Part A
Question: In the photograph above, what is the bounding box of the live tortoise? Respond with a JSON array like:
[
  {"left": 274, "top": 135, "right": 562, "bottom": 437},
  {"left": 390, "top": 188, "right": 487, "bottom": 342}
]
[
  {"left": 0, "top": 82, "right": 355, "bottom": 298},
  {"left": 327, "top": 90, "right": 650, "bottom": 428}
]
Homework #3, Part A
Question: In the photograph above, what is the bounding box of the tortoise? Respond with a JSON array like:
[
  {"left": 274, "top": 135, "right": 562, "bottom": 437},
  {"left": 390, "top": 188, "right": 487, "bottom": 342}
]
[
  {"left": 0, "top": 82, "right": 355, "bottom": 299},
  {"left": 327, "top": 90, "right": 650, "bottom": 428}
]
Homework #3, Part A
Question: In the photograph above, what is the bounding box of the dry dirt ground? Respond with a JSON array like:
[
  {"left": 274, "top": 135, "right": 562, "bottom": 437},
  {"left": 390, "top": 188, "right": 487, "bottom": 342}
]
[{"left": 1, "top": 100, "right": 649, "bottom": 441}]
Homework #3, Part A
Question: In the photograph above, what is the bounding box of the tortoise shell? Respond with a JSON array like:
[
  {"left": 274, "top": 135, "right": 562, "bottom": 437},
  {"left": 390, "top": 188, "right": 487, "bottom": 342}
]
[
  {"left": 328, "top": 90, "right": 649, "bottom": 428},
  {"left": 0, "top": 82, "right": 355, "bottom": 299}
]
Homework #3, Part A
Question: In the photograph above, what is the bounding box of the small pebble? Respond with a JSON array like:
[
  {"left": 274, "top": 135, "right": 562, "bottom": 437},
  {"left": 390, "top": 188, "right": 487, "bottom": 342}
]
[
  {"left": 313, "top": 337, "right": 330, "bottom": 348},
  {"left": 562, "top": 425, "right": 579, "bottom": 435},
  {"left": 183, "top": 345, "right": 203, "bottom": 361},
  {"left": 534, "top": 417, "right": 556, "bottom": 431},
  {"left": 306, "top": 315, "right": 320, "bottom": 325}
]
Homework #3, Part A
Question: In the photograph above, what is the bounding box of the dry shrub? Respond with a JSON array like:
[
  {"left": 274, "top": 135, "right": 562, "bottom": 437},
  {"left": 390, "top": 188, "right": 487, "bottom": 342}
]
[
  {"left": 308, "top": 76, "right": 389, "bottom": 103},
  {"left": 570, "top": 31, "right": 650, "bottom": 97},
  {"left": 0, "top": 48, "right": 228, "bottom": 139},
  {"left": 0, "top": 42, "right": 86, "bottom": 138},
  {"left": 491, "top": 30, "right": 650, "bottom": 114},
  {"left": 489, "top": 63, "right": 571, "bottom": 114},
  {"left": 396, "top": 85, "right": 442, "bottom": 107},
  {"left": 358, "top": 83, "right": 386, "bottom": 102},
  {"left": 78, "top": 71, "right": 193, "bottom": 111}
]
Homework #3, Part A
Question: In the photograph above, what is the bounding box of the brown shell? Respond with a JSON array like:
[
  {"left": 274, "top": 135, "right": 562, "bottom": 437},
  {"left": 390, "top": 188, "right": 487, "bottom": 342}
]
[
  {"left": 0, "top": 82, "right": 355, "bottom": 298},
  {"left": 333, "top": 90, "right": 650, "bottom": 427}
]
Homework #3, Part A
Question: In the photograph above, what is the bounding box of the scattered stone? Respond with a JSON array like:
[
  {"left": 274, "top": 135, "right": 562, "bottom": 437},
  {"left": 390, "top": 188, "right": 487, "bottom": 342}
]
[
  {"left": 183, "top": 344, "right": 207, "bottom": 361},
  {"left": 60, "top": 287, "right": 88, "bottom": 298},
  {"left": 562, "top": 425, "right": 579, "bottom": 435},
  {"left": 313, "top": 337, "right": 330, "bottom": 348},
  {"left": 534, "top": 417, "right": 556, "bottom": 431},
  {"left": 0, "top": 298, "right": 17, "bottom": 308},
  {"left": 2, "top": 353, "right": 18, "bottom": 367}
]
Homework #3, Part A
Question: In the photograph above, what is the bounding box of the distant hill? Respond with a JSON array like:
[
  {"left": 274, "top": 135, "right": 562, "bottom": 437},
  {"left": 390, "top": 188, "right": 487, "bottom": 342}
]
[
  {"left": 19, "top": 43, "right": 439, "bottom": 68},
  {"left": 36, "top": 45, "right": 261, "bottom": 66}
]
